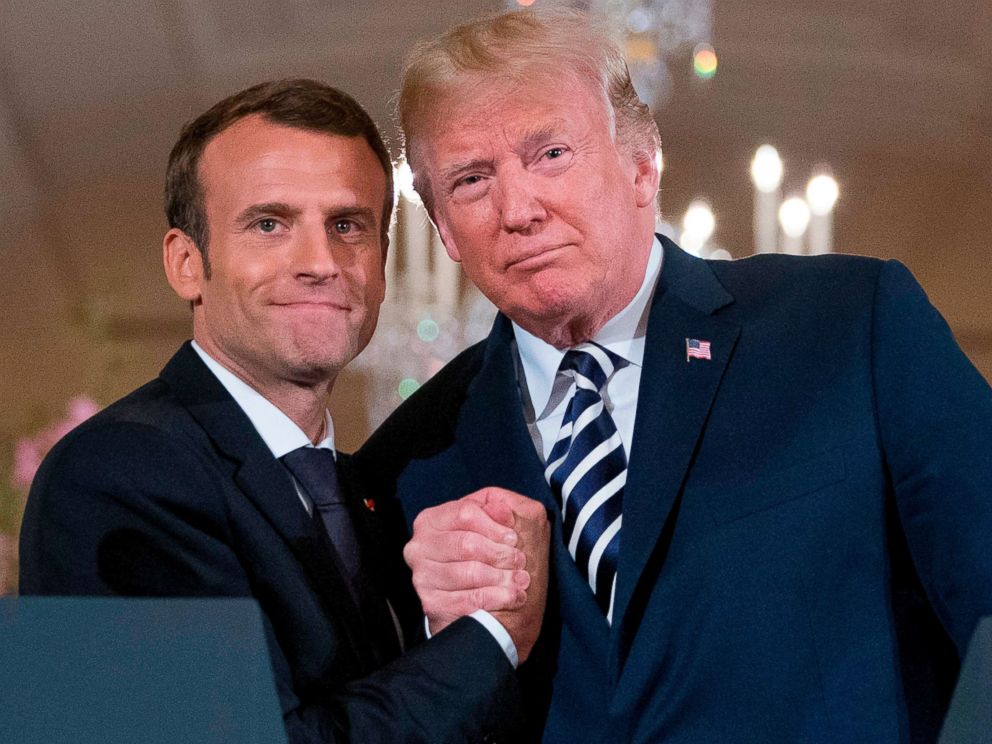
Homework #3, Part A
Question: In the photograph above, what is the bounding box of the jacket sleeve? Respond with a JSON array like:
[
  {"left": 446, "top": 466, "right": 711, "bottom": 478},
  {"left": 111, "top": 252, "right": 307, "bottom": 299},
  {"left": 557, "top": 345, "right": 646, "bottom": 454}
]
[
  {"left": 872, "top": 259, "right": 992, "bottom": 653},
  {"left": 19, "top": 420, "right": 521, "bottom": 744}
]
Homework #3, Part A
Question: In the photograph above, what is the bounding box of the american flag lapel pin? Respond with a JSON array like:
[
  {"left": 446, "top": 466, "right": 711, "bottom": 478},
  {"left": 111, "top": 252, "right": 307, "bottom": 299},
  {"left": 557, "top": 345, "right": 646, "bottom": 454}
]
[{"left": 686, "top": 338, "right": 712, "bottom": 362}]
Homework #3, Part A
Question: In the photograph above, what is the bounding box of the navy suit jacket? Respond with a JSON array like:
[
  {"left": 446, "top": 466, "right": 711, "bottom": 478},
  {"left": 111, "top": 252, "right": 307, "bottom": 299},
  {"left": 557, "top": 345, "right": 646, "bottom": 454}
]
[
  {"left": 20, "top": 342, "right": 520, "bottom": 744},
  {"left": 357, "top": 238, "right": 992, "bottom": 743}
]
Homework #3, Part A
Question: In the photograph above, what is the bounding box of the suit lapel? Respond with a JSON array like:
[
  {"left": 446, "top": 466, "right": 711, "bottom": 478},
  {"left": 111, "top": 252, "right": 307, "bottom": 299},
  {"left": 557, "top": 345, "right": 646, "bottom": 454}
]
[
  {"left": 159, "top": 344, "right": 376, "bottom": 669},
  {"left": 454, "top": 316, "right": 553, "bottom": 506},
  {"left": 336, "top": 454, "right": 405, "bottom": 662},
  {"left": 611, "top": 240, "right": 740, "bottom": 658}
]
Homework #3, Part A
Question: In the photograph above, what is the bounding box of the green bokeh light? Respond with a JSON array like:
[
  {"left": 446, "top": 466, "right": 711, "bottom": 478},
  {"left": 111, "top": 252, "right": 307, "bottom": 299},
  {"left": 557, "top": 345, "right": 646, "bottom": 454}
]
[
  {"left": 417, "top": 318, "right": 440, "bottom": 342},
  {"left": 398, "top": 378, "right": 421, "bottom": 400},
  {"left": 693, "top": 44, "right": 717, "bottom": 79}
]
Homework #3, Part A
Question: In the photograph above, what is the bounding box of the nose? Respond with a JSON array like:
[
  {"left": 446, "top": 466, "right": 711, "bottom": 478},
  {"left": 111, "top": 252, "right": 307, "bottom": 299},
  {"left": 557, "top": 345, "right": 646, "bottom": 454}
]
[
  {"left": 291, "top": 225, "right": 340, "bottom": 281},
  {"left": 498, "top": 171, "right": 547, "bottom": 233}
]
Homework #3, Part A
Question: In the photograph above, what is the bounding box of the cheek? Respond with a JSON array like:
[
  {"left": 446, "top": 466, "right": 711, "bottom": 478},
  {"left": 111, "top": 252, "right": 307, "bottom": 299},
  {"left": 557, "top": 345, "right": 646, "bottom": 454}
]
[
  {"left": 447, "top": 202, "right": 499, "bottom": 244},
  {"left": 345, "top": 259, "right": 386, "bottom": 304},
  {"left": 213, "top": 256, "right": 274, "bottom": 302}
]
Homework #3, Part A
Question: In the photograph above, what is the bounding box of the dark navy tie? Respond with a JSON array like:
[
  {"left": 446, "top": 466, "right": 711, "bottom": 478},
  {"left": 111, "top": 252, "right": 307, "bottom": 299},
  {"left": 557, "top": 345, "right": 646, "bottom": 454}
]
[
  {"left": 281, "top": 447, "right": 363, "bottom": 589},
  {"left": 545, "top": 342, "right": 629, "bottom": 622},
  {"left": 281, "top": 447, "right": 404, "bottom": 665}
]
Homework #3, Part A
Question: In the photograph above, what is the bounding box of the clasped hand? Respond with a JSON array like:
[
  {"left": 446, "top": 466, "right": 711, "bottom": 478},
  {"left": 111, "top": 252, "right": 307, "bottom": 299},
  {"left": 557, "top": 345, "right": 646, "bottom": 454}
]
[{"left": 403, "top": 487, "right": 550, "bottom": 663}]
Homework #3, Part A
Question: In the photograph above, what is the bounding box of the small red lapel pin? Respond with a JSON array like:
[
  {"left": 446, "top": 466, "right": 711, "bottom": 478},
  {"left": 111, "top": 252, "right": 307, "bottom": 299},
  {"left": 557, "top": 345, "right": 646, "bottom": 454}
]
[{"left": 363, "top": 498, "right": 376, "bottom": 512}]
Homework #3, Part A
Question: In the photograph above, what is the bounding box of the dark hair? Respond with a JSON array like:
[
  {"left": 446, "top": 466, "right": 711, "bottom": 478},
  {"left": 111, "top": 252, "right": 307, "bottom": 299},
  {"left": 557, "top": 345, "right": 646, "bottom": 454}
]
[{"left": 165, "top": 78, "right": 393, "bottom": 274}]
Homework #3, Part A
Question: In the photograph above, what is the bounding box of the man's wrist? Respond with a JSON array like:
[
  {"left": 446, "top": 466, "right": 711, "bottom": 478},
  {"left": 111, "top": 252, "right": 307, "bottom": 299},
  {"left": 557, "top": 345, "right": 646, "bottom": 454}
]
[{"left": 423, "top": 611, "right": 519, "bottom": 668}]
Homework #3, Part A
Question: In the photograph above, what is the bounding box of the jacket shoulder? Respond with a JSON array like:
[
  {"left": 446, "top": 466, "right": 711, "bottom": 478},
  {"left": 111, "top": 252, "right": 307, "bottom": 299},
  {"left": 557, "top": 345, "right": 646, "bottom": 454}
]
[
  {"left": 356, "top": 339, "right": 487, "bottom": 476},
  {"left": 708, "top": 252, "right": 887, "bottom": 308}
]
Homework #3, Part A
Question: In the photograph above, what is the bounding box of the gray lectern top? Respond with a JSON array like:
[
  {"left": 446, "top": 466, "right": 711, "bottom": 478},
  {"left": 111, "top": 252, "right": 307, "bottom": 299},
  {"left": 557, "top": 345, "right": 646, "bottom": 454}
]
[{"left": 0, "top": 596, "right": 288, "bottom": 744}]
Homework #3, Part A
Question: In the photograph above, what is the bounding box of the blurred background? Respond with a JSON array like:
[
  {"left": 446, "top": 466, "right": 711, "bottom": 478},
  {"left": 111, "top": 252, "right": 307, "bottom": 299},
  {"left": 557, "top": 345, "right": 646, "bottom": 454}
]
[{"left": 1, "top": 0, "right": 990, "bottom": 592}]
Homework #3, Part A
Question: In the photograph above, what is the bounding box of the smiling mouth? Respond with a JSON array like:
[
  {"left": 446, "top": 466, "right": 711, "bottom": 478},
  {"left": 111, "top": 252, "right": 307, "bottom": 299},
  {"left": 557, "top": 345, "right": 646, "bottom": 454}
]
[{"left": 274, "top": 301, "right": 351, "bottom": 312}]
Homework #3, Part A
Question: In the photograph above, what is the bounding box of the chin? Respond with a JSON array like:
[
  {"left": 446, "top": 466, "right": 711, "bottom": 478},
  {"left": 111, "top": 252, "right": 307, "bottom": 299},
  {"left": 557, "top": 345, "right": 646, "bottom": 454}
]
[
  {"left": 517, "top": 284, "right": 589, "bottom": 321},
  {"left": 281, "top": 345, "right": 354, "bottom": 383}
]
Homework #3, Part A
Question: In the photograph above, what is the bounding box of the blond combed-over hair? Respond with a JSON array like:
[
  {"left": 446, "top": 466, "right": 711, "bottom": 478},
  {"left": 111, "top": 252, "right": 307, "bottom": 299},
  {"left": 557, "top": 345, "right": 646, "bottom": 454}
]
[{"left": 398, "top": 8, "right": 661, "bottom": 211}]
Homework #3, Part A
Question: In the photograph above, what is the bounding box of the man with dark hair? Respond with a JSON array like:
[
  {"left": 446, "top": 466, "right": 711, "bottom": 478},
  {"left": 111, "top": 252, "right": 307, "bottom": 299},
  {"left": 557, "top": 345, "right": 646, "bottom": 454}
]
[
  {"left": 358, "top": 9, "right": 992, "bottom": 743},
  {"left": 163, "top": 79, "right": 396, "bottom": 273},
  {"left": 20, "top": 78, "right": 548, "bottom": 743}
]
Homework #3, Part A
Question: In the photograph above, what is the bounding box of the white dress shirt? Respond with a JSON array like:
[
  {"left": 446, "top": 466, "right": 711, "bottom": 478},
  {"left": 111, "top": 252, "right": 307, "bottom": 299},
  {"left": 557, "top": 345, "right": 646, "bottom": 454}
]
[
  {"left": 513, "top": 236, "right": 664, "bottom": 461},
  {"left": 191, "top": 341, "right": 333, "bottom": 514},
  {"left": 191, "top": 342, "right": 517, "bottom": 666}
]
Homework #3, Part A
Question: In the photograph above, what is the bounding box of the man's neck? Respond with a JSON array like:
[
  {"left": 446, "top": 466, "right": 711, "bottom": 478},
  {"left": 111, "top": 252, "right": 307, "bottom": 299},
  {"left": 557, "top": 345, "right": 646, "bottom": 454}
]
[
  {"left": 239, "top": 378, "right": 332, "bottom": 444},
  {"left": 190, "top": 340, "right": 332, "bottom": 444}
]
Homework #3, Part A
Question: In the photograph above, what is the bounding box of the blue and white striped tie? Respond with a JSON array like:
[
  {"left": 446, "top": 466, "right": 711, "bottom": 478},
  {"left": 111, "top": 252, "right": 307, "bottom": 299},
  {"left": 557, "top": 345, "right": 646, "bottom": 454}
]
[{"left": 545, "top": 342, "right": 629, "bottom": 623}]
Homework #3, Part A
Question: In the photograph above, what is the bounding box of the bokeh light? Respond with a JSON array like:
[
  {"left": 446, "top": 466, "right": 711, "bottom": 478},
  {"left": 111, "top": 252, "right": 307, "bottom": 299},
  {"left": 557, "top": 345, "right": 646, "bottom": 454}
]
[
  {"left": 750, "top": 145, "right": 784, "bottom": 193},
  {"left": 398, "top": 378, "right": 421, "bottom": 400},
  {"left": 693, "top": 43, "right": 718, "bottom": 79},
  {"left": 626, "top": 7, "right": 653, "bottom": 34},
  {"left": 683, "top": 199, "right": 716, "bottom": 243},
  {"left": 779, "top": 196, "right": 811, "bottom": 238},
  {"left": 806, "top": 173, "right": 840, "bottom": 215},
  {"left": 416, "top": 318, "right": 440, "bottom": 343},
  {"left": 393, "top": 157, "right": 419, "bottom": 204}
]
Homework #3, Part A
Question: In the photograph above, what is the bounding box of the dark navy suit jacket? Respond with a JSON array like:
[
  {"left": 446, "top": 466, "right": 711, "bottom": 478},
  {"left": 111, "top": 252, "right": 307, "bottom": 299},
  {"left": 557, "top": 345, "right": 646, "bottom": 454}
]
[
  {"left": 20, "top": 343, "right": 520, "bottom": 744},
  {"left": 357, "top": 238, "right": 992, "bottom": 743}
]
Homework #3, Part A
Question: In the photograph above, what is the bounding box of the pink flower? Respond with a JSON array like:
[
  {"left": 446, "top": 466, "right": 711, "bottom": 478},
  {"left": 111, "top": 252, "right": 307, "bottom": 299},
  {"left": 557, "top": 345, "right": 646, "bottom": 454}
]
[
  {"left": 10, "top": 395, "right": 100, "bottom": 492},
  {"left": 12, "top": 438, "right": 44, "bottom": 491},
  {"left": 67, "top": 395, "right": 100, "bottom": 423}
]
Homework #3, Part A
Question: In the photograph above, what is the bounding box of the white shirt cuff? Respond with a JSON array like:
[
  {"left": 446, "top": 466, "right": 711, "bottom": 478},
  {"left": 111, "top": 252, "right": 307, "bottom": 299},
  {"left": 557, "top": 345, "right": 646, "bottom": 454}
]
[{"left": 423, "top": 610, "right": 519, "bottom": 669}]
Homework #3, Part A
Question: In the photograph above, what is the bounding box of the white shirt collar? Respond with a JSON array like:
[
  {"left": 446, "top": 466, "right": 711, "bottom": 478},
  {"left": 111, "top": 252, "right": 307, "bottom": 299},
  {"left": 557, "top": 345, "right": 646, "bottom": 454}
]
[
  {"left": 190, "top": 341, "right": 335, "bottom": 458},
  {"left": 512, "top": 235, "right": 663, "bottom": 419}
]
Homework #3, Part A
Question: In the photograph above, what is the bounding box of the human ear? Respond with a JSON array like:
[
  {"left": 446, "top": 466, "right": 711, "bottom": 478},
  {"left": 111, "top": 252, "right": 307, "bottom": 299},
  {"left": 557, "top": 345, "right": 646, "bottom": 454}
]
[
  {"left": 632, "top": 149, "right": 661, "bottom": 208},
  {"left": 162, "top": 228, "right": 205, "bottom": 302}
]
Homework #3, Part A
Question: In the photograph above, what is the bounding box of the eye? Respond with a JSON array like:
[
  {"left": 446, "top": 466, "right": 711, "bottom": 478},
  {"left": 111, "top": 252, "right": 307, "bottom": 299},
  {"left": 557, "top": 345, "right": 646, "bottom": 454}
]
[
  {"left": 544, "top": 147, "right": 566, "bottom": 160},
  {"left": 450, "top": 173, "right": 490, "bottom": 202},
  {"left": 256, "top": 218, "right": 279, "bottom": 233},
  {"left": 456, "top": 174, "right": 484, "bottom": 189},
  {"left": 333, "top": 220, "right": 356, "bottom": 234}
]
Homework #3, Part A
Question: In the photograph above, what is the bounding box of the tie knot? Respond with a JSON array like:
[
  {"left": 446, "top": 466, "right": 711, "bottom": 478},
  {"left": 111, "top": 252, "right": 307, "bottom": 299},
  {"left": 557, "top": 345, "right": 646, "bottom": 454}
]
[
  {"left": 560, "top": 343, "right": 628, "bottom": 393},
  {"left": 281, "top": 447, "right": 344, "bottom": 507}
]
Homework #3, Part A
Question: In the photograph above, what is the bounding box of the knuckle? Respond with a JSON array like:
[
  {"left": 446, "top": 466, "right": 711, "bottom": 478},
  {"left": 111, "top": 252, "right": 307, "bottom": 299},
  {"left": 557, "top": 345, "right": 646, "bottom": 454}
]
[
  {"left": 456, "top": 501, "right": 478, "bottom": 525},
  {"left": 457, "top": 531, "right": 480, "bottom": 556},
  {"left": 465, "top": 561, "right": 490, "bottom": 587},
  {"left": 521, "top": 499, "right": 542, "bottom": 518},
  {"left": 468, "top": 587, "right": 488, "bottom": 610},
  {"left": 411, "top": 512, "right": 428, "bottom": 534},
  {"left": 493, "top": 546, "right": 511, "bottom": 567}
]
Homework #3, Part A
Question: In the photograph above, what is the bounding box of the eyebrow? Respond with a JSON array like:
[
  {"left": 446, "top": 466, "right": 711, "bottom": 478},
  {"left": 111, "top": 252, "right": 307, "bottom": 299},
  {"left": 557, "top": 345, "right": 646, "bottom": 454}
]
[
  {"left": 439, "top": 158, "right": 494, "bottom": 185},
  {"left": 235, "top": 202, "right": 299, "bottom": 225},
  {"left": 235, "top": 202, "right": 378, "bottom": 225},
  {"left": 327, "top": 206, "right": 378, "bottom": 225},
  {"left": 515, "top": 124, "right": 563, "bottom": 155}
]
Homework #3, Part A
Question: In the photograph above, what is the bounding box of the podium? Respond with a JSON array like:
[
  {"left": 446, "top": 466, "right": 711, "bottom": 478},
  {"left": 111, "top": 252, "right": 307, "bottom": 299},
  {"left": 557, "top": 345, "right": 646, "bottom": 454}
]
[
  {"left": 940, "top": 616, "right": 992, "bottom": 743},
  {"left": 0, "top": 597, "right": 287, "bottom": 744}
]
